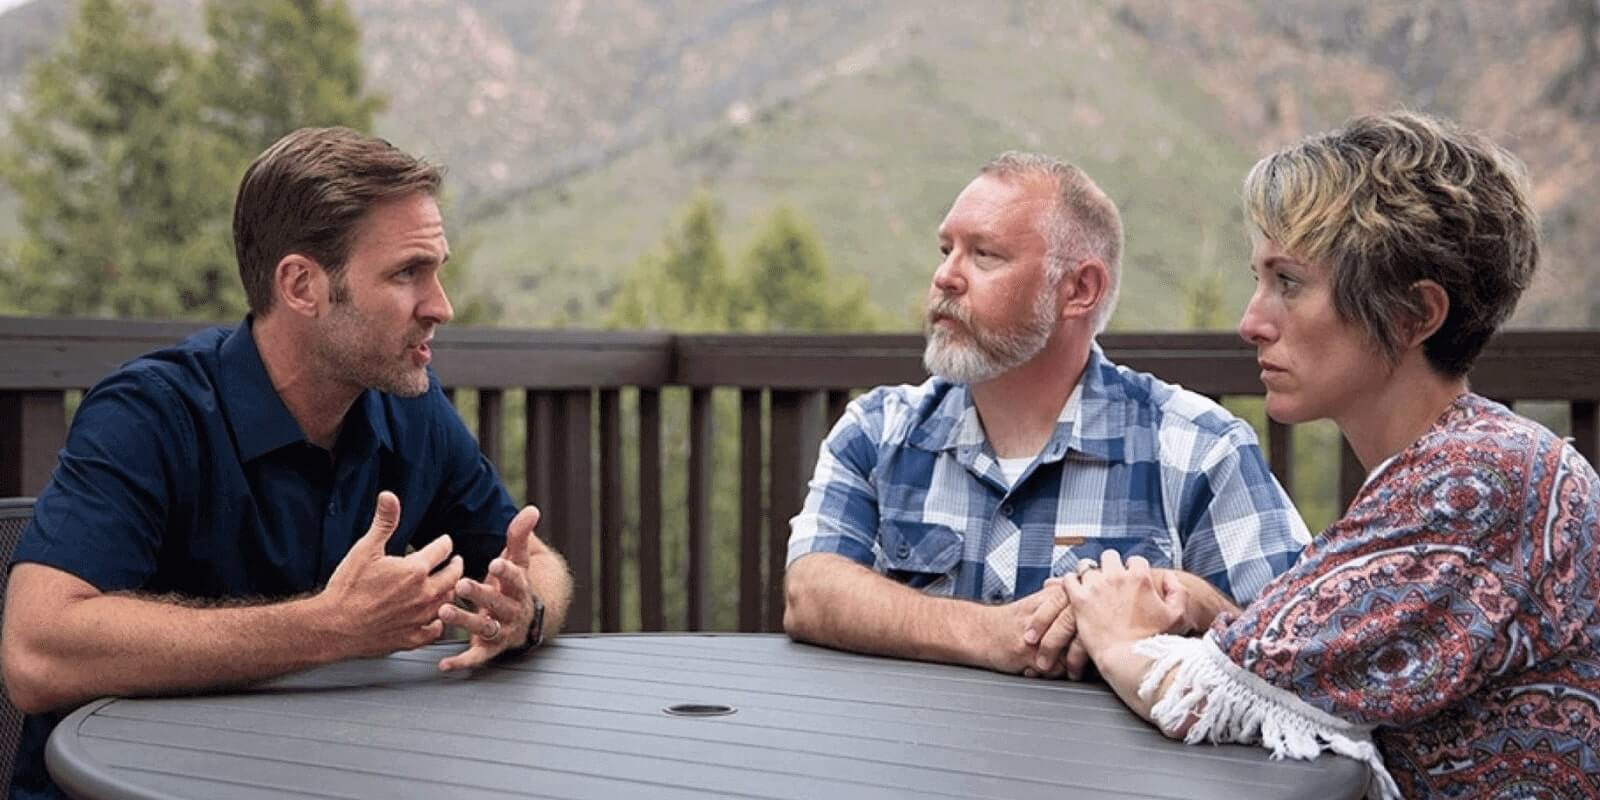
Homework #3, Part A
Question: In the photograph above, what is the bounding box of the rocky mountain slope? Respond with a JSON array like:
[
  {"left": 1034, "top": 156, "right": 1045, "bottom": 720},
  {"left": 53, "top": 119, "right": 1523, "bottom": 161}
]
[{"left": 1, "top": 0, "right": 1593, "bottom": 328}]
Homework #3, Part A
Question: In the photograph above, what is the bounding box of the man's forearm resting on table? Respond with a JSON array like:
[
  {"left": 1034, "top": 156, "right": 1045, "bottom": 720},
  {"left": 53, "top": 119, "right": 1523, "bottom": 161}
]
[
  {"left": 1, "top": 565, "right": 412, "bottom": 714},
  {"left": 783, "top": 553, "right": 992, "bottom": 668}
]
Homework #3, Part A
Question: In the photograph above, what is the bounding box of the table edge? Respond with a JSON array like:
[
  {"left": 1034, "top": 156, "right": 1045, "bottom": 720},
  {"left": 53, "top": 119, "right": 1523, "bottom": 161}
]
[
  {"left": 44, "top": 634, "right": 1372, "bottom": 800},
  {"left": 48, "top": 698, "right": 168, "bottom": 800}
]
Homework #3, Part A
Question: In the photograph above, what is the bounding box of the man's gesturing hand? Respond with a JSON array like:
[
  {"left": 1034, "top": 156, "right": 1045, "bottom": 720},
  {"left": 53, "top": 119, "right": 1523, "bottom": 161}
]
[
  {"left": 322, "top": 491, "right": 463, "bottom": 658},
  {"left": 437, "top": 504, "right": 543, "bottom": 671}
]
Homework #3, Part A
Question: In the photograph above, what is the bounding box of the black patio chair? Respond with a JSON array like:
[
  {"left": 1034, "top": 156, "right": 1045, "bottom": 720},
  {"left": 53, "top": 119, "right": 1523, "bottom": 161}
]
[{"left": 0, "top": 497, "right": 35, "bottom": 797}]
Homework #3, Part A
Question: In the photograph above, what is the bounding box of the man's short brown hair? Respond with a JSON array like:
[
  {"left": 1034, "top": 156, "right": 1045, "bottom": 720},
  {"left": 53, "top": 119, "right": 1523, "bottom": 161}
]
[
  {"left": 1242, "top": 110, "right": 1539, "bottom": 378},
  {"left": 233, "top": 127, "right": 443, "bottom": 314}
]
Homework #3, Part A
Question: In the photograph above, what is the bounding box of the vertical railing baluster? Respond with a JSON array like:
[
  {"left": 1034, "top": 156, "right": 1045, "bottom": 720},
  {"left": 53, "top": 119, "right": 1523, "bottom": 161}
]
[
  {"left": 598, "top": 389, "right": 623, "bottom": 632},
  {"left": 1267, "top": 419, "right": 1294, "bottom": 500},
  {"left": 1572, "top": 400, "right": 1598, "bottom": 469},
  {"left": 525, "top": 391, "right": 557, "bottom": 531},
  {"left": 825, "top": 389, "right": 850, "bottom": 430},
  {"left": 686, "top": 388, "right": 714, "bottom": 631},
  {"left": 1338, "top": 437, "right": 1365, "bottom": 512},
  {"left": 637, "top": 388, "right": 664, "bottom": 632},
  {"left": 554, "top": 389, "right": 594, "bottom": 632},
  {"left": 739, "top": 389, "right": 764, "bottom": 632},
  {"left": 766, "top": 390, "right": 825, "bottom": 632},
  {"left": 476, "top": 389, "right": 504, "bottom": 467},
  {"left": 0, "top": 390, "right": 68, "bottom": 497}
]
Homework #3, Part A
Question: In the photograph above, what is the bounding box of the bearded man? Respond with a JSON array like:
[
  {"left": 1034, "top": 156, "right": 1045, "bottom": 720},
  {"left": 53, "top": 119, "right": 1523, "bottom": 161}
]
[
  {"left": 782, "top": 153, "right": 1308, "bottom": 678},
  {"left": 2, "top": 128, "right": 572, "bottom": 800}
]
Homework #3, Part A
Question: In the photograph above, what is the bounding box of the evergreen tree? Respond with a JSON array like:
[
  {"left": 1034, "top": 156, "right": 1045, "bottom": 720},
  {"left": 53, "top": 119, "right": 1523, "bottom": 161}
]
[
  {"left": 0, "top": 0, "right": 239, "bottom": 317},
  {"left": 0, "top": 0, "right": 394, "bottom": 320},
  {"left": 610, "top": 193, "right": 736, "bottom": 331},
  {"left": 199, "top": 0, "right": 384, "bottom": 156},
  {"left": 612, "top": 195, "right": 880, "bottom": 333},
  {"left": 737, "top": 206, "right": 877, "bottom": 332},
  {"left": 1182, "top": 269, "right": 1228, "bottom": 330}
]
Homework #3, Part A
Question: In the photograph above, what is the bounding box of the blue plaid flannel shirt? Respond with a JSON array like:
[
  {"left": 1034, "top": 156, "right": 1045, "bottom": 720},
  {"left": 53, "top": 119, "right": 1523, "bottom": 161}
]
[{"left": 787, "top": 345, "right": 1310, "bottom": 605}]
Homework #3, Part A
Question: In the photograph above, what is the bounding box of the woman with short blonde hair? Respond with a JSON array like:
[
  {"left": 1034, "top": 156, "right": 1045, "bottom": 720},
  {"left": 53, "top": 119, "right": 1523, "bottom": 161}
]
[{"left": 1055, "top": 110, "right": 1599, "bottom": 799}]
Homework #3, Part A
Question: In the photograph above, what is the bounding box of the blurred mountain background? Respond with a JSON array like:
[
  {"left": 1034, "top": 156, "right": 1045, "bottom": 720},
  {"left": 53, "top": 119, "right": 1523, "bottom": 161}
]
[
  {"left": 2, "top": 0, "right": 1596, "bottom": 331},
  {"left": 1, "top": 0, "right": 1595, "bottom": 626}
]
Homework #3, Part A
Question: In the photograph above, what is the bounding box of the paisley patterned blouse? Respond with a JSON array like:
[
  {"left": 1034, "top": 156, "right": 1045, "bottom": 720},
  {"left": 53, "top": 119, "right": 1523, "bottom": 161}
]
[{"left": 1136, "top": 394, "right": 1600, "bottom": 799}]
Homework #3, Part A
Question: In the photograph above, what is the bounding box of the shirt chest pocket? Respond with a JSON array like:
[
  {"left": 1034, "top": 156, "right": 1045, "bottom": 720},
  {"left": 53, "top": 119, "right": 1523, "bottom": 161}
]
[{"left": 878, "top": 517, "right": 962, "bottom": 589}]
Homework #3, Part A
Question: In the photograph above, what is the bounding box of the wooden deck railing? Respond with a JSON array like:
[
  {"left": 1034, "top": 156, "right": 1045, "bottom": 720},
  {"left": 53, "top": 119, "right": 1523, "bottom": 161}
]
[{"left": 4, "top": 317, "right": 1599, "bottom": 633}]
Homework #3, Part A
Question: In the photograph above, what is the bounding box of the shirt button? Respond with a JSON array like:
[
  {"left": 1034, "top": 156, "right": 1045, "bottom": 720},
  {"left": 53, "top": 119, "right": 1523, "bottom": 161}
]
[
  {"left": 896, "top": 543, "right": 911, "bottom": 559},
  {"left": 988, "top": 591, "right": 1005, "bottom": 603},
  {"left": 1000, "top": 504, "right": 1015, "bottom": 517},
  {"left": 327, "top": 502, "right": 337, "bottom": 516}
]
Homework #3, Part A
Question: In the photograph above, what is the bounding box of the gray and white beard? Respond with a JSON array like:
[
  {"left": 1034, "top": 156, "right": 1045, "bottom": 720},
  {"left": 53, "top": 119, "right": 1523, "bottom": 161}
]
[{"left": 922, "top": 289, "right": 1055, "bottom": 384}]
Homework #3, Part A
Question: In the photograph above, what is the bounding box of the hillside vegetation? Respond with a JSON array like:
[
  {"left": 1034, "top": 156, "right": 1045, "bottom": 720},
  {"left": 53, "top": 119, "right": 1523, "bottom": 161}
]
[
  {"left": 3, "top": 0, "right": 1594, "bottom": 329},
  {"left": 1, "top": 0, "right": 1593, "bottom": 623}
]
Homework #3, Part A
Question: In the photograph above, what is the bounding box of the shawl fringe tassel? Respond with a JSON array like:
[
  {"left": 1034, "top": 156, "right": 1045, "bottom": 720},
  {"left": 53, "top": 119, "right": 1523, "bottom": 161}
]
[{"left": 1134, "top": 634, "right": 1402, "bottom": 800}]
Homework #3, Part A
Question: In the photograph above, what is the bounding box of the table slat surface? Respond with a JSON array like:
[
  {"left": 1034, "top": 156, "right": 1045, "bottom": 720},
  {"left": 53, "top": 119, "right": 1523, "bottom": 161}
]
[{"left": 49, "top": 634, "right": 1369, "bottom": 800}]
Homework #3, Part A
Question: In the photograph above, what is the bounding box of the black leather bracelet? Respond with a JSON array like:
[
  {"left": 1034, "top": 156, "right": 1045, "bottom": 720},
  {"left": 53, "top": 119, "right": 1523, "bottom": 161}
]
[{"left": 500, "top": 593, "right": 545, "bottom": 658}]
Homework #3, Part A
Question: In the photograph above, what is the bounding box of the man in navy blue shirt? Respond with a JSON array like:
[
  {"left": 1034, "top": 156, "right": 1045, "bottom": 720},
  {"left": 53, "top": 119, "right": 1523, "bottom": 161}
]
[{"left": 0, "top": 127, "right": 574, "bottom": 799}]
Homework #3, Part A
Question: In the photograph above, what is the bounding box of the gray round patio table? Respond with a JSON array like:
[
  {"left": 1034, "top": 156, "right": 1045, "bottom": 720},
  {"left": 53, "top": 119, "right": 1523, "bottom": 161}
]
[{"left": 48, "top": 633, "right": 1369, "bottom": 799}]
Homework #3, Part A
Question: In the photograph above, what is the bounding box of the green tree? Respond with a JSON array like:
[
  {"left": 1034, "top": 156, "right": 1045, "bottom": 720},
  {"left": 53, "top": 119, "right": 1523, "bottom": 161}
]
[
  {"left": 613, "top": 196, "right": 880, "bottom": 333},
  {"left": 0, "top": 0, "right": 396, "bottom": 321},
  {"left": 200, "top": 0, "right": 496, "bottom": 326},
  {"left": 736, "top": 206, "right": 879, "bottom": 332},
  {"left": 199, "top": 0, "right": 384, "bottom": 157},
  {"left": 610, "top": 193, "right": 736, "bottom": 331},
  {"left": 0, "top": 0, "right": 239, "bottom": 317},
  {"left": 1182, "top": 269, "right": 1228, "bottom": 330}
]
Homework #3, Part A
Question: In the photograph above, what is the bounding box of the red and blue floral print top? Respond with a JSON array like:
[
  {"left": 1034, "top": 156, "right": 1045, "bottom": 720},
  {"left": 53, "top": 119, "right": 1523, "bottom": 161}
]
[{"left": 1142, "top": 394, "right": 1600, "bottom": 799}]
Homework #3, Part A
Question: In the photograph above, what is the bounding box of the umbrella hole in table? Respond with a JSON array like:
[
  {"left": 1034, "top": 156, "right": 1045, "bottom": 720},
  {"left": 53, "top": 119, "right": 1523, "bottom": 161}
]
[{"left": 663, "top": 703, "right": 737, "bottom": 717}]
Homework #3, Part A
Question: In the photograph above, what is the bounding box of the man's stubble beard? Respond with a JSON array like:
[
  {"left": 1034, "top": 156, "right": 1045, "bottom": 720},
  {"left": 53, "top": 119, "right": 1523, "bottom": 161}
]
[{"left": 315, "top": 296, "right": 431, "bottom": 399}]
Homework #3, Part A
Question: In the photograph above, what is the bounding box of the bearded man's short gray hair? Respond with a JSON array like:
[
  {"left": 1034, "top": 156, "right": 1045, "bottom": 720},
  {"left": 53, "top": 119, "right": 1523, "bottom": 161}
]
[{"left": 980, "top": 152, "right": 1124, "bottom": 334}]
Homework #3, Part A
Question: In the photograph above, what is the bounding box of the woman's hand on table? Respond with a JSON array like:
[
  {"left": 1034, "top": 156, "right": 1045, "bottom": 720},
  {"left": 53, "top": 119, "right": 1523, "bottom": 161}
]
[
  {"left": 1061, "top": 550, "right": 1187, "bottom": 657},
  {"left": 1055, "top": 550, "right": 1190, "bottom": 722}
]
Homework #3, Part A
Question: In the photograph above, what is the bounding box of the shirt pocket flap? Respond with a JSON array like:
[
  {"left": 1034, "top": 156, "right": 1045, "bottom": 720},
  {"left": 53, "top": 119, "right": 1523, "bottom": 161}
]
[{"left": 879, "top": 518, "right": 963, "bottom": 576}]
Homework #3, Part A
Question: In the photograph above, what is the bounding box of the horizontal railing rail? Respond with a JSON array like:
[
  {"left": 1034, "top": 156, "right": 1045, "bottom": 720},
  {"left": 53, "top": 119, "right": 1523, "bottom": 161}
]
[{"left": 4, "top": 316, "right": 1599, "bottom": 634}]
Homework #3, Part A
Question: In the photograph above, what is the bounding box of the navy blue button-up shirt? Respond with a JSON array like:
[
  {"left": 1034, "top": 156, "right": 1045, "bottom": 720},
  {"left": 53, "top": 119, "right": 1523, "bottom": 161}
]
[{"left": 8, "top": 318, "right": 517, "bottom": 799}]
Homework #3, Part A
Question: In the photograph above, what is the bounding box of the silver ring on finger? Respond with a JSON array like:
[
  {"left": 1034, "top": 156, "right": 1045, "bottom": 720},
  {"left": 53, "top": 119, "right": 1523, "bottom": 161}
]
[
  {"left": 1075, "top": 558, "right": 1099, "bottom": 576},
  {"left": 484, "top": 617, "right": 502, "bottom": 641}
]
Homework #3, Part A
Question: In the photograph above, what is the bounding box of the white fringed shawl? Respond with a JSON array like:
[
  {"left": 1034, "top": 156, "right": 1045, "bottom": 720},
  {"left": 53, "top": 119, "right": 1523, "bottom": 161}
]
[{"left": 1135, "top": 633, "right": 1402, "bottom": 800}]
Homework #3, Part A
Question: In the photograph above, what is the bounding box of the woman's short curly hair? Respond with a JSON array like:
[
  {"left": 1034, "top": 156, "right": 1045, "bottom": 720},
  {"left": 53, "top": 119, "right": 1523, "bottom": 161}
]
[{"left": 1242, "top": 110, "right": 1540, "bottom": 378}]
